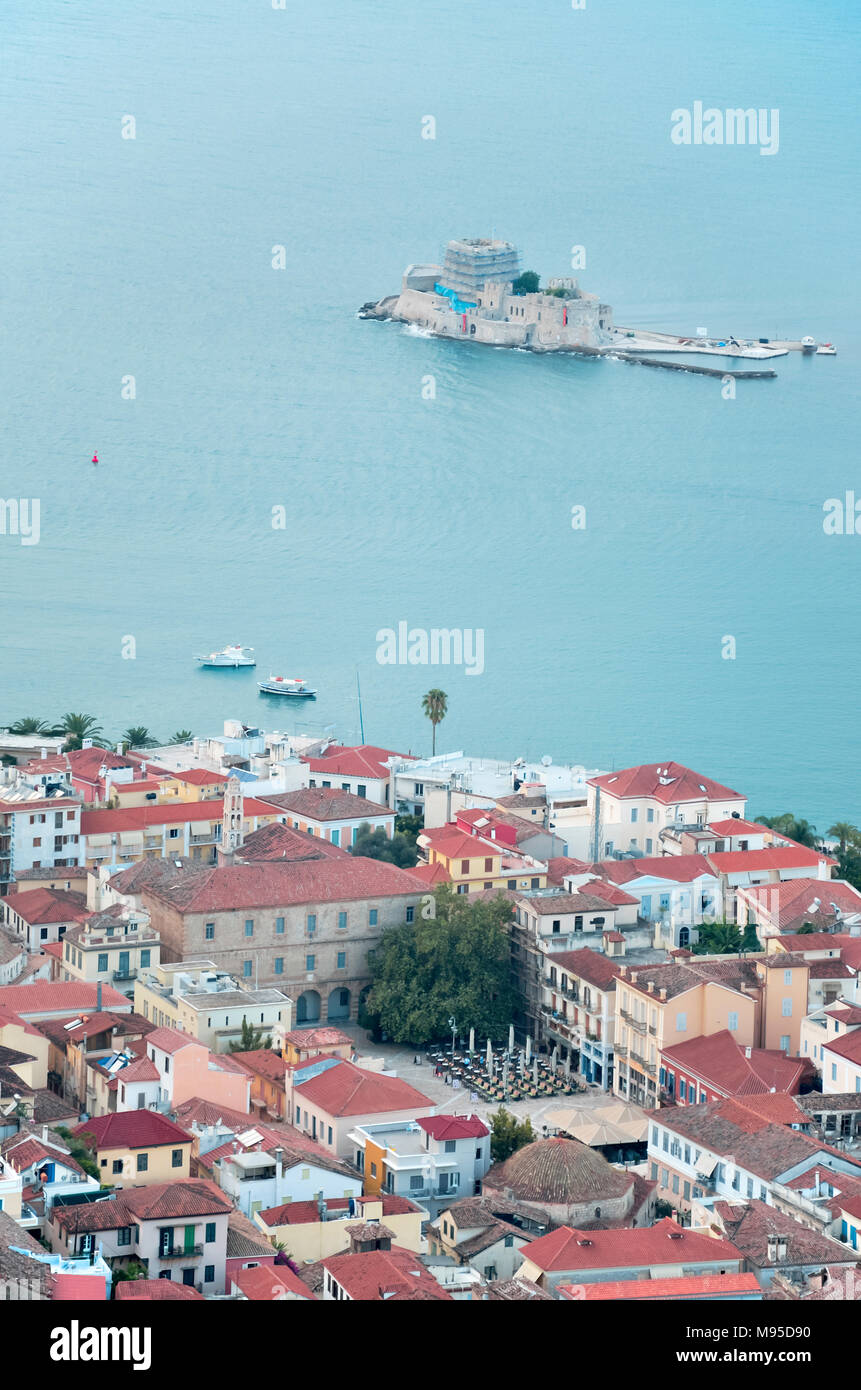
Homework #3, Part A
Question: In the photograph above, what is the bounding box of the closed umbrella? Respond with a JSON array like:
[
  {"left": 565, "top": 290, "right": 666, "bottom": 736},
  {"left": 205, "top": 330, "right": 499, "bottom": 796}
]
[
  {"left": 469, "top": 1027, "right": 475, "bottom": 1054},
  {"left": 486, "top": 1039, "right": 494, "bottom": 1079},
  {"left": 525, "top": 1035, "right": 532, "bottom": 1064},
  {"left": 551, "top": 1045, "right": 559, "bottom": 1071},
  {"left": 508, "top": 1024, "right": 515, "bottom": 1053},
  {"left": 565, "top": 1054, "right": 572, "bottom": 1078},
  {"left": 533, "top": 1056, "right": 539, "bottom": 1086}
]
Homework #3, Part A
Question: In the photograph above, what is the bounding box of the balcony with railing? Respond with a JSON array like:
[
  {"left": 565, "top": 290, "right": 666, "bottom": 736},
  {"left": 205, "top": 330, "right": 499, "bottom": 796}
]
[
  {"left": 113, "top": 968, "right": 138, "bottom": 982},
  {"left": 159, "top": 1244, "right": 203, "bottom": 1260}
]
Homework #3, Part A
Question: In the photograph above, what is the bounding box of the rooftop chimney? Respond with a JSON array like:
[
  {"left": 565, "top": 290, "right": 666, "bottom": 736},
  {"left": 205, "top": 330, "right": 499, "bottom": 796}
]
[
  {"left": 647, "top": 981, "right": 655, "bottom": 993},
  {"left": 96, "top": 982, "right": 102, "bottom": 1011}
]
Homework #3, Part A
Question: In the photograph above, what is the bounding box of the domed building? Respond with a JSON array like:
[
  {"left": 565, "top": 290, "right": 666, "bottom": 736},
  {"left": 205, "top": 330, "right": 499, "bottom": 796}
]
[{"left": 482, "top": 1137, "right": 652, "bottom": 1228}]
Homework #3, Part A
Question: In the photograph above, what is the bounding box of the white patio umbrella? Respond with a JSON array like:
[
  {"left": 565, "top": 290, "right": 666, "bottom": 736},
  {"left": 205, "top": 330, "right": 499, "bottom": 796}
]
[
  {"left": 525, "top": 1035, "right": 532, "bottom": 1064},
  {"left": 533, "top": 1056, "right": 539, "bottom": 1086},
  {"left": 508, "top": 1023, "right": 515, "bottom": 1053},
  {"left": 486, "top": 1039, "right": 494, "bottom": 1079},
  {"left": 468, "top": 1027, "right": 475, "bottom": 1054}
]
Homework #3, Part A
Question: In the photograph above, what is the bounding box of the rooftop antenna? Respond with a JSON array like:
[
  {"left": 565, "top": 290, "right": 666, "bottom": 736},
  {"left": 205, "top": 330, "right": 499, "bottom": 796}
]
[{"left": 356, "top": 671, "right": 365, "bottom": 744}]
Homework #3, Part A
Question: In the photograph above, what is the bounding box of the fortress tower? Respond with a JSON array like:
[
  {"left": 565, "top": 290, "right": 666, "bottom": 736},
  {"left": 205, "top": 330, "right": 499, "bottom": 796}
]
[{"left": 440, "top": 237, "right": 521, "bottom": 298}]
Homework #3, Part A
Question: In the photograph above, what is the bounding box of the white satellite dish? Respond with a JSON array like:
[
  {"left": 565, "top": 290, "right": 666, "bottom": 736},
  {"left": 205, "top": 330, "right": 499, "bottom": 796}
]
[{"left": 541, "top": 755, "right": 552, "bottom": 767}]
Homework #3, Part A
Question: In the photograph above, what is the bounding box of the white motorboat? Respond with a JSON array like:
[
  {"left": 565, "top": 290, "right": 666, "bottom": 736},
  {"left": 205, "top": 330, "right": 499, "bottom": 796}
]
[
  {"left": 801, "top": 336, "right": 817, "bottom": 353},
  {"left": 816, "top": 343, "right": 837, "bottom": 355},
  {"left": 196, "top": 645, "right": 256, "bottom": 668},
  {"left": 258, "top": 675, "right": 317, "bottom": 697}
]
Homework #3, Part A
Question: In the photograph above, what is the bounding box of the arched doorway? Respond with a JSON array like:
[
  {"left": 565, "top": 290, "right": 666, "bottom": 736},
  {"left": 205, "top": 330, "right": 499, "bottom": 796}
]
[
  {"left": 327, "top": 987, "right": 351, "bottom": 1021},
  {"left": 296, "top": 990, "right": 321, "bottom": 1024},
  {"left": 679, "top": 927, "right": 690, "bottom": 948}
]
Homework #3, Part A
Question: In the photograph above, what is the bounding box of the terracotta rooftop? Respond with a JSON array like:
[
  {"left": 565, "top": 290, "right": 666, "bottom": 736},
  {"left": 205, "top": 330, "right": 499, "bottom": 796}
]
[
  {"left": 661, "top": 1029, "right": 809, "bottom": 1097},
  {"left": 72, "top": 1110, "right": 192, "bottom": 1151},
  {"left": 260, "top": 787, "right": 392, "bottom": 821},
  {"left": 484, "top": 1137, "right": 632, "bottom": 1206},
  {"left": 589, "top": 762, "right": 743, "bottom": 805},
  {"left": 293, "top": 1059, "right": 432, "bottom": 1117},
  {"left": 235, "top": 821, "right": 350, "bottom": 864},
  {"left": 136, "top": 857, "right": 425, "bottom": 912},
  {"left": 525, "top": 1217, "right": 741, "bottom": 1272},
  {"left": 561, "top": 1272, "right": 761, "bottom": 1300},
  {"left": 0, "top": 887, "right": 89, "bottom": 925}
]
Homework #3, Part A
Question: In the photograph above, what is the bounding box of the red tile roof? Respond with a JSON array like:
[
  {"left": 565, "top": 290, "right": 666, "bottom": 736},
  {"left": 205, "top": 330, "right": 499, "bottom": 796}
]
[
  {"left": 145, "top": 1025, "right": 198, "bottom": 1054},
  {"left": 0, "top": 981, "right": 129, "bottom": 1017},
  {"left": 230, "top": 1048, "right": 290, "bottom": 1082},
  {"left": 282, "top": 1026, "right": 353, "bottom": 1050},
  {"left": 305, "top": 745, "right": 415, "bottom": 780},
  {"left": 423, "top": 826, "right": 501, "bottom": 860},
  {"left": 593, "top": 854, "right": 715, "bottom": 885},
  {"left": 822, "top": 1030, "right": 861, "bottom": 1066},
  {"left": 321, "top": 1245, "right": 452, "bottom": 1301},
  {"left": 561, "top": 1273, "right": 761, "bottom": 1300},
  {"left": 546, "top": 856, "right": 592, "bottom": 885},
  {"left": 707, "top": 819, "right": 769, "bottom": 838},
  {"left": 171, "top": 769, "right": 227, "bottom": 786},
  {"left": 589, "top": 762, "right": 743, "bottom": 805},
  {"left": 115, "top": 1279, "right": 204, "bottom": 1301},
  {"left": 410, "top": 861, "right": 451, "bottom": 885},
  {"left": 546, "top": 947, "right": 622, "bottom": 993},
  {"left": 524, "top": 1218, "right": 742, "bottom": 1272},
  {"left": 746, "top": 879, "right": 861, "bottom": 932},
  {"left": 72, "top": 1110, "right": 192, "bottom": 1151},
  {"left": 139, "top": 857, "right": 426, "bottom": 913},
  {"left": 574, "top": 878, "right": 640, "bottom": 907},
  {"left": 236, "top": 821, "right": 350, "bottom": 864},
  {"left": 661, "top": 1030, "right": 809, "bottom": 1098},
  {"left": 1, "top": 1132, "right": 84, "bottom": 1176},
  {"left": 1, "top": 888, "right": 89, "bottom": 925},
  {"left": 260, "top": 788, "right": 392, "bottom": 821},
  {"left": 416, "top": 1114, "right": 489, "bottom": 1140},
  {"left": 52, "top": 1177, "right": 232, "bottom": 1231},
  {"left": 294, "top": 1059, "right": 432, "bottom": 1117},
  {"left": 234, "top": 1263, "right": 315, "bottom": 1300}
]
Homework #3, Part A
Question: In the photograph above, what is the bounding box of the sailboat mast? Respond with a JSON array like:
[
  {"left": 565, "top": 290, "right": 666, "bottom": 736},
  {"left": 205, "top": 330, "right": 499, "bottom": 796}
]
[{"left": 356, "top": 671, "right": 365, "bottom": 743}]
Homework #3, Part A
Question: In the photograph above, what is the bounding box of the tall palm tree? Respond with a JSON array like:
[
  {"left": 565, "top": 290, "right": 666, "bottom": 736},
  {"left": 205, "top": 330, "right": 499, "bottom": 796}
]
[
  {"left": 170, "top": 730, "right": 194, "bottom": 744},
  {"left": 7, "top": 716, "right": 53, "bottom": 735},
  {"left": 120, "top": 727, "right": 158, "bottom": 750},
  {"left": 828, "top": 822, "right": 861, "bottom": 854},
  {"left": 421, "top": 689, "right": 448, "bottom": 756},
  {"left": 58, "top": 713, "right": 105, "bottom": 751}
]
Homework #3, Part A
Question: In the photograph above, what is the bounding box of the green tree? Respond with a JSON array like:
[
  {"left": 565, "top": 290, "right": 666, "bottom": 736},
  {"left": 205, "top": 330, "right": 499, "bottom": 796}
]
[
  {"left": 58, "top": 713, "right": 105, "bottom": 751},
  {"left": 489, "top": 1108, "right": 534, "bottom": 1163},
  {"left": 795, "top": 922, "right": 820, "bottom": 935},
  {"left": 694, "top": 921, "right": 745, "bottom": 955},
  {"left": 837, "top": 845, "right": 861, "bottom": 894},
  {"left": 119, "top": 727, "right": 158, "bottom": 750},
  {"left": 54, "top": 1126, "right": 101, "bottom": 1180},
  {"left": 396, "top": 813, "right": 424, "bottom": 838},
  {"left": 350, "top": 822, "right": 418, "bottom": 869},
  {"left": 421, "top": 689, "right": 448, "bottom": 756},
  {"left": 511, "top": 270, "right": 540, "bottom": 295},
  {"left": 170, "top": 730, "right": 194, "bottom": 743},
  {"left": 7, "top": 716, "right": 53, "bottom": 735},
  {"left": 755, "top": 813, "right": 818, "bottom": 848},
  {"left": 828, "top": 823, "right": 861, "bottom": 855},
  {"left": 228, "top": 1016, "right": 272, "bottom": 1052},
  {"left": 111, "top": 1260, "right": 147, "bottom": 1295},
  {"left": 364, "top": 885, "right": 516, "bottom": 1045},
  {"left": 740, "top": 921, "right": 760, "bottom": 951}
]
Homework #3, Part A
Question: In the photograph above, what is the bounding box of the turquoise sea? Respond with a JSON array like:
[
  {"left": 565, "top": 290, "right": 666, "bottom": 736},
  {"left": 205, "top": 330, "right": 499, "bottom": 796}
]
[{"left": 1, "top": 0, "right": 859, "bottom": 826}]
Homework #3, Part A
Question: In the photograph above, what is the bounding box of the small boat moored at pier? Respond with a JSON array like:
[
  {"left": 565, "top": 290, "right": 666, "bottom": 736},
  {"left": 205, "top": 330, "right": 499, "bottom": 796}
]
[
  {"left": 801, "top": 336, "right": 817, "bottom": 353},
  {"left": 196, "top": 645, "right": 256, "bottom": 668},
  {"left": 816, "top": 343, "right": 837, "bottom": 355},
  {"left": 258, "top": 675, "right": 317, "bottom": 697}
]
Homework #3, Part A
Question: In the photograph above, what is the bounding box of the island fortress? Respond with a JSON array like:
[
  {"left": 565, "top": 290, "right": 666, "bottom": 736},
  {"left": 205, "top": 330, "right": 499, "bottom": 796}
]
[{"left": 362, "top": 236, "right": 615, "bottom": 351}]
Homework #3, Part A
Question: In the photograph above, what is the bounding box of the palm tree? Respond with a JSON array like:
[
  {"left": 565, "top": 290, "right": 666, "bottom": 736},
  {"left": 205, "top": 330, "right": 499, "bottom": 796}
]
[
  {"left": 828, "top": 823, "right": 861, "bottom": 854},
  {"left": 755, "top": 813, "right": 817, "bottom": 848},
  {"left": 170, "top": 730, "right": 194, "bottom": 744},
  {"left": 120, "top": 727, "right": 158, "bottom": 750},
  {"left": 421, "top": 689, "right": 448, "bottom": 756},
  {"left": 58, "top": 713, "right": 105, "bottom": 751},
  {"left": 7, "top": 716, "right": 53, "bottom": 735}
]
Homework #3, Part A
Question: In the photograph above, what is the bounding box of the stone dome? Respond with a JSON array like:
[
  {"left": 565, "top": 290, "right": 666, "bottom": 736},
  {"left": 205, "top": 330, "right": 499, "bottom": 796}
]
[{"left": 486, "top": 1137, "right": 631, "bottom": 1205}]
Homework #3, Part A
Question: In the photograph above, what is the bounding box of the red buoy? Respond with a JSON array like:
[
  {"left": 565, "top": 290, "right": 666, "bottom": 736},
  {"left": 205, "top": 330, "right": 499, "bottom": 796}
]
[{"left": 92, "top": 452, "right": 99, "bottom": 464}]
